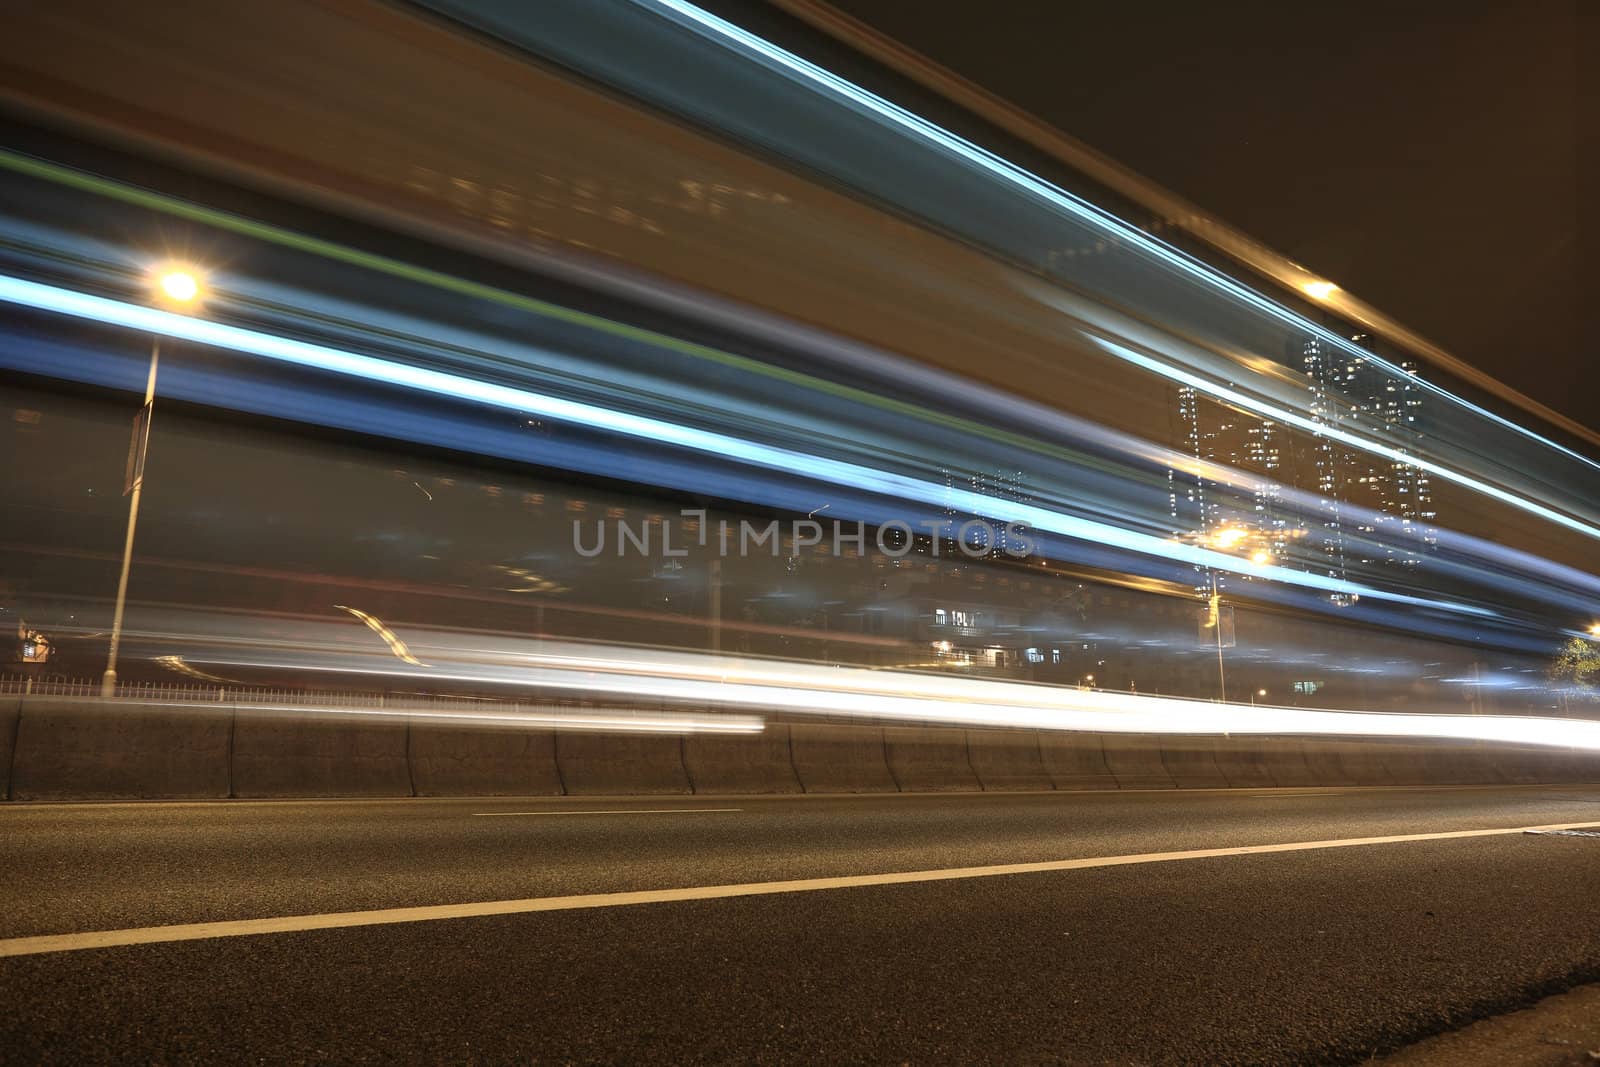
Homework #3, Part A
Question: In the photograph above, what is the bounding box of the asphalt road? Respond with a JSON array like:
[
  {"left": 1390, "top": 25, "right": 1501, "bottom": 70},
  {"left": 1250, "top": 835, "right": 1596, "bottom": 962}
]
[{"left": 4, "top": 785, "right": 1600, "bottom": 1065}]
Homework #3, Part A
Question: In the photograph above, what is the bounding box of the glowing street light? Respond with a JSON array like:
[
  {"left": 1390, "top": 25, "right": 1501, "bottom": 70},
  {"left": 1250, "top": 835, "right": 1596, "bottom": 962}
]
[
  {"left": 1589, "top": 622, "right": 1600, "bottom": 638},
  {"left": 1211, "top": 527, "right": 1247, "bottom": 550},
  {"left": 101, "top": 265, "right": 206, "bottom": 698},
  {"left": 1302, "top": 280, "right": 1339, "bottom": 301},
  {"left": 156, "top": 269, "right": 201, "bottom": 304}
]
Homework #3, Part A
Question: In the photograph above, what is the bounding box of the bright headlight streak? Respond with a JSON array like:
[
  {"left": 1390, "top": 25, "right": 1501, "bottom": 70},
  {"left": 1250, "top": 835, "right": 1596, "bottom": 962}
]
[
  {"left": 126, "top": 698, "right": 762, "bottom": 734},
  {"left": 9, "top": 156, "right": 1596, "bottom": 602},
  {"left": 216, "top": 644, "right": 1600, "bottom": 752},
  {"left": 1085, "top": 334, "right": 1600, "bottom": 543},
  {"left": 632, "top": 0, "right": 1600, "bottom": 477},
  {"left": 0, "top": 274, "right": 1485, "bottom": 616}
]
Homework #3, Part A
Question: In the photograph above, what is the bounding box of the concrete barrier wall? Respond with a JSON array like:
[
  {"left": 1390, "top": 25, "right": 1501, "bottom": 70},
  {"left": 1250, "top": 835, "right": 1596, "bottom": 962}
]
[
  {"left": 1380, "top": 742, "right": 1501, "bottom": 786},
  {"left": 1257, "top": 738, "right": 1319, "bottom": 787},
  {"left": 1299, "top": 739, "right": 1393, "bottom": 786},
  {"left": 0, "top": 695, "right": 19, "bottom": 800},
  {"left": 884, "top": 727, "right": 981, "bottom": 792},
  {"left": 1157, "top": 736, "right": 1231, "bottom": 789},
  {"left": 1375, "top": 743, "right": 1447, "bottom": 785},
  {"left": 682, "top": 725, "right": 802, "bottom": 793},
  {"left": 409, "top": 724, "right": 562, "bottom": 796},
  {"left": 1209, "top": 736, "right": 1279, "bottom": 789},
  {"left": 965, "top": 729, "right": 1053, "bottom": 791},
  {"left": 10, "top": 698, "right": 230, "bottom": 800},
  {"left": 1492, "top": 746, "right": 1561, "bottom": 784},
  {"left": 1576, "top": 751, "right": 1600, "bottom": 783},
  {"left": 5, "top": 697, "right": 1597, "bottom": 799},
  {"left": 232, "top": 712, "right": 411, "bottom": 797},
  {"left": 1098, "top": 734, "right": 1175, "bottom": 789},
  {"left": 554, "top": 732, "right": 691, "bottom": 795},
  {"left": 788, "top": 723, "right": 897, "bottom": 792},
  {"left": 1038, "top": 732, "right": 1119, "bottom": 790},
  {"left": 1493, "top": 746, "right": 1588, "bottom": 784}
]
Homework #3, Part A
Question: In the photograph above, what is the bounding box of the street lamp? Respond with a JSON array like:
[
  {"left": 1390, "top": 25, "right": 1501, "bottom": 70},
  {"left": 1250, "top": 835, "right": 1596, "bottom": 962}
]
[
  {"left": 1210, "top": 526, "right": 1247, "bottom": 550},
  {"left": 100, "top": 266, "right": 204, "bottom": 697},
  {"left": 158, "top": 270, "right": 200, "bottom": 303},
  {"left": 1181, "top": 524, "right": 1280, "bottom": 704},
  {"left": 1588, "top": 622, "right": 1600, "bottom": 638}
]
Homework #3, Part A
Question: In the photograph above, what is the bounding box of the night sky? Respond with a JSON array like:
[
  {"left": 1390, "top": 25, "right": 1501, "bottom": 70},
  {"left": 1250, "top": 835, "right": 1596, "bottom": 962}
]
[{"left": 821, "top": 1, "right": 1593, "bottom": 427}]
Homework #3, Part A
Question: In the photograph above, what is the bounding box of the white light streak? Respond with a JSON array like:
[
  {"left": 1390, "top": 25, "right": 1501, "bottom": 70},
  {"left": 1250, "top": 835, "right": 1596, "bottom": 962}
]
[
  {"left": 0, "top": 274, "right": 1495, "bottom": 617},
  {"left": 632, "top": 0, "right": 1600, "bottom": 476}
]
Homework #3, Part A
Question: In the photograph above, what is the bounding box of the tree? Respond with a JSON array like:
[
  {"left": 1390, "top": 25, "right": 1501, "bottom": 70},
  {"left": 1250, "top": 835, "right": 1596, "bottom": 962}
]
[{"left": 1551, "top": 637, "right": 1600, "bottom": 691}]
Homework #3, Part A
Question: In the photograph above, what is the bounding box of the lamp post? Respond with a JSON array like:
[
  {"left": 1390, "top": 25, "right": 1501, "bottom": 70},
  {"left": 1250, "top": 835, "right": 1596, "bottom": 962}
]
[
  {"left": 1208, "top": 570, "right": 1227, "bottom": 703},
  {"left": 100, "top": 267, "right": 202, "bottom": 698},
  {"left": 1182, "top": 525, "right": 1276, "bottom": 705}
]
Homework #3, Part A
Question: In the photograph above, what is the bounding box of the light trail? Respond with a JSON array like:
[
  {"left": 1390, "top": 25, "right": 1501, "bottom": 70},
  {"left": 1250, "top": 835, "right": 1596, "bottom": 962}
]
[
  {"left": 5, "top": 155, "right": 1597, "bottom": 624},
  {"left": 632, "top": 0, "right": 1600, "bottom": 478},
  {"left": 1082, "top": 334, "right": 1600, "bottom": 543},
  {"left": 0, "top": 273, "right": 1501, "bottom": 618},
  {"left": 762, "top": 0, "right": 1600, "bottom": 456},
  {"left": 181, "top": 627, "right": 1600, "bottom": 753},
  {"left": 99, "top": 697, "right": 763, "bottom": 735},
  {"left": 335, "top": 605, "right": 425, "bottom": 667}
]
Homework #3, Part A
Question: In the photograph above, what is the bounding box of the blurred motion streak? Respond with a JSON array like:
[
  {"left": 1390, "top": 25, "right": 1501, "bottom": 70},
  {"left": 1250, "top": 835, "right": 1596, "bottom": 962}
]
[
  {"left": 0, "top": 0, "right": 1597, "bottom": 749},
  {"left": 335, "top": 604, "right": 426, "bottom": 667}
]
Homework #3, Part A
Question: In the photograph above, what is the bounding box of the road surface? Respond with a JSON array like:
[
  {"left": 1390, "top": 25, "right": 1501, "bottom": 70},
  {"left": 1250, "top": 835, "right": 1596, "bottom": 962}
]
[{"left": 4, "top": 785, "right": 1600, "bottom": 1064}]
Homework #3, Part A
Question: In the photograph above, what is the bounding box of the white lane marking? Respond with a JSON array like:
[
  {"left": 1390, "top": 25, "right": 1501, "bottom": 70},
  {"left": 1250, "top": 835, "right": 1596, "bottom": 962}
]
[
  {"left": 1250, "top": 793, "right": 1343, "bottom": 799},
  {"left": 3, "top": 819, "right": 1595, "bottom": 959},
  {"left": 473, "top": 808, "right": 743, "bottom": 817}
]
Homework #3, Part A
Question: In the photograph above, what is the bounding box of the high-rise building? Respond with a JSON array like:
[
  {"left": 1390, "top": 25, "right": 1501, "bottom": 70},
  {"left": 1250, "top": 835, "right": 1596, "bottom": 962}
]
[
  {"left": 1168, "top": 386, "right": 1289, "bottom": 596},
  {"left": 942, "top": 467, "right": 1030, "bottom": 556},
  {"left": 1297, "top": 330, "right": 1438, "bottom": 589},
  {"left": 1168, "top": 330, "right": 1439, "bottom": 604}
]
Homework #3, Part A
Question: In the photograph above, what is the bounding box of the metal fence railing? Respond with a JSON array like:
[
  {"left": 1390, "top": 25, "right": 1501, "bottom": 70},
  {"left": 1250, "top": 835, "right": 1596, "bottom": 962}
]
[
  {"left": 0, "top": 675, "right": 398, "bottom": 705},
  {"left": 0, "top": 675, "right": 769, "bottom": 733}
]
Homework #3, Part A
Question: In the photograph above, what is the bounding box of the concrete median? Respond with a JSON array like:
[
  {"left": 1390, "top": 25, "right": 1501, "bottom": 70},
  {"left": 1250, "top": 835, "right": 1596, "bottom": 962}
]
[
  {"left": 0, "top": 695, "right": 19, "bottom": 799},
  {"left": 10, "top": 697, "right": 230, "bottom": 800},
  {"left": 682, "top": 725, "right": 803, "bottom": 793},
  {"left": 1298, "top": 738, "right": 1393, "bottom": 786},
  {"left": 1371, "top": 741, "right": 1496, "bottom": 785},
  {"left": 1098, "top": 733, "right": 1176, "bottom": 789},
  {"left": 883, "top": 726, "right": 981, "bottom": 792},
  {"left": 1490, "top": 745, "right": 1563, "bottom": 784},
  {"left": 788, "top": 723, "right": 897, "bottom": 792},
  {"left": 1209, "top": 736, "right": 1279, "bottom": 789},
  {"left": 1157, "top": 736, "right": 1231, "bottom": 789},
  {"left": 231, "top": 711, "right": 411, "bottom": 797},
  {"left": 408, "top": 722, "right": 562, "bottom": 796},
  {"left": 1038, "top": 732, "right": 1120, "bottom": 790},
  {"left": 1490, "top": 745, "right": 1597, "bottom": 784},
  {"left": 5, "top": 696, "right": 1597, "bottom": 800},
  {"left": 1255, "top": 738, "right": 1320, "bottom": 787},
  {"left": 554, "top": 731, "right": 692, "bottom": 795},
  {"left": 965, "top": 729, "right": 1054, "bottom": 791}
]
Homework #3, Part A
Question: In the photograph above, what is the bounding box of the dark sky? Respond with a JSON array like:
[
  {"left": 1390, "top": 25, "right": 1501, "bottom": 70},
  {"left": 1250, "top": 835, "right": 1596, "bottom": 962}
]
[{"left": 822, "top": 1, "right": 1593, "bottom": 428}]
